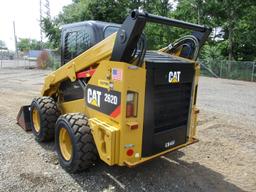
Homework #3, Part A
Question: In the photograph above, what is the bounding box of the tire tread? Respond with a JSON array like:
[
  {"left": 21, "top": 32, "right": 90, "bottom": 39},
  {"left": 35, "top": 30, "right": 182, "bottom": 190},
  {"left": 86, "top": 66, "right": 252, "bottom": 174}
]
[
  {"left": 57, "top": 113, "right": 98, "bottom": 172},
  {"left": 31, "top": 96, "right": 60, "bottom": 141}
]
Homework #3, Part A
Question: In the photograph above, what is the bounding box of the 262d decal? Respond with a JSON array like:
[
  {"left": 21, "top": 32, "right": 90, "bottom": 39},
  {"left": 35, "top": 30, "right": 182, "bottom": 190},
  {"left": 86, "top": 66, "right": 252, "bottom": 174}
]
[{"left": 85, "top": 84, "right": 121, "bottom": 117}]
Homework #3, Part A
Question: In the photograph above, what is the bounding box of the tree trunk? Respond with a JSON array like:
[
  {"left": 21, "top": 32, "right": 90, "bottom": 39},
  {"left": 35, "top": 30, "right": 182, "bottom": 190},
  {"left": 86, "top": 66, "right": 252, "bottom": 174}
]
[
  {"left": 228, "top": 24, "right": 234, "bottom": 61},
  {"left": 196, "top": 0, "right": 202, "bottom": 24}
]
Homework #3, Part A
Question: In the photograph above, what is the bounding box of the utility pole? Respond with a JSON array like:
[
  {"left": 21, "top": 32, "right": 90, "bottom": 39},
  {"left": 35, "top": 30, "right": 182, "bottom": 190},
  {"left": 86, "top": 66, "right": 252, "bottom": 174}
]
[
  {"left": 39, "top": 0, "right": 51, "bottom": 49},
  {"left": 13, "top": 21, "right": 18, "bottom": 58},
  {"left": 44, "top": 0, "right": 50, "bottom": 19},
  {"left": 40, "top": 0, "right": 43, "bottom": 46}
]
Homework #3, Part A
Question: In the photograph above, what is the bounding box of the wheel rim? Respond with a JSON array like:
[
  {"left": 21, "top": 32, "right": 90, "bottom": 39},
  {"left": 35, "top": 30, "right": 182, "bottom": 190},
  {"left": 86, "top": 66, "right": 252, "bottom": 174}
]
[
  {"left": 32, "top": 107, "right": 40, "bottom": 133},
  {"left": 59, "top": 127, "right": 72, "bottom": 161}
]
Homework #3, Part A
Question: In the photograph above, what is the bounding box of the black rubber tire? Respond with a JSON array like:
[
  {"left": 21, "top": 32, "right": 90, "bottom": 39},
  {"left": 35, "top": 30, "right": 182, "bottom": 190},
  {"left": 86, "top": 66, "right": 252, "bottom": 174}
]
[
  {"left": 30, "top": 96, "right": 60, "bottom": 142},
  {"left": 55, "top": 113, "right": 98, "bottom": 173}
]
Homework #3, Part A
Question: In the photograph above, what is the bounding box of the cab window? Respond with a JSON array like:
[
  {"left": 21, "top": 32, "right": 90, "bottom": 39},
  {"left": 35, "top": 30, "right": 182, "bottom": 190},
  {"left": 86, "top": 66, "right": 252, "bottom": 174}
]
[
  {"left": 104, "top": 26, "right": 119, "bottom": 38},
  {"left": 63, "top": 27, "right": 92, "bottom": 64}
]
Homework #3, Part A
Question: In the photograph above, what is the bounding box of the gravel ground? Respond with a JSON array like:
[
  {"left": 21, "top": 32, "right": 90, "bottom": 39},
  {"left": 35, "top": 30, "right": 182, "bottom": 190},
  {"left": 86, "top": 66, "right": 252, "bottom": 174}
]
[{"left": 0, "top": 68, "right": 255, "bottom": 192}]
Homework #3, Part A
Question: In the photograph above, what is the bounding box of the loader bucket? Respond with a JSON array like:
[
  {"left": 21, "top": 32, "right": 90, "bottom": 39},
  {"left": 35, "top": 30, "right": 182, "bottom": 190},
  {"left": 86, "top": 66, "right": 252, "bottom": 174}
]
[{"left": 17, "top": 105, "right": 32, "bottom": 131}]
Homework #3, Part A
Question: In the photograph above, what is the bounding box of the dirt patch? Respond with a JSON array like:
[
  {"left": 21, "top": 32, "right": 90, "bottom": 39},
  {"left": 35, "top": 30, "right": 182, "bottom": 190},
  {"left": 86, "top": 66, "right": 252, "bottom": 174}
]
[{"left": 0, "top": 68, "right": 255, "bottom": 192}]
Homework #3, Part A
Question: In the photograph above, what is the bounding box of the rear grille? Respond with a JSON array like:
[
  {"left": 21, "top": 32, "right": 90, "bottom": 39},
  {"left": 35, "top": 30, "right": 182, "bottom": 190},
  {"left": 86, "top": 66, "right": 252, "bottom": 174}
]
[
  {"left": 142, "top": 52, "right": 195, "bottom": 157},
  {"left": 154, "top": 83, "right": 192, "bottom": 133}
]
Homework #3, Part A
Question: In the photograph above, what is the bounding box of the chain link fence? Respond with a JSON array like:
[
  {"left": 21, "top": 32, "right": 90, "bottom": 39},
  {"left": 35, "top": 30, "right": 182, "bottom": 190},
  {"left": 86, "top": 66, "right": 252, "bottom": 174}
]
[
  {"left": 200, "top": 60, "right": 256, "bottom": 82},
  {"left": 0, "top": 59, "right": 37, "bottom": 69},
  {"left": 0, "top": 49, "right": 61, "bottom": 69},
  {"left": 49, "top": 51, "right": 61, "bottom": 70},
  {"left": 1, "top": 51, "right": 256, "bottom": 83}
]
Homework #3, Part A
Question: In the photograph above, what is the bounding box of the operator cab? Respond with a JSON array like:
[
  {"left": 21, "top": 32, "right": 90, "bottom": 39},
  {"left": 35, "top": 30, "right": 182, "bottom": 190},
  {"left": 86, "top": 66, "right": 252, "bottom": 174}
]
[
  {"left": 59, "top": 21, "right": 120, "bottom": 103},
  {"left": 61, "top": 21, "right": 120, "bottom": 65}
]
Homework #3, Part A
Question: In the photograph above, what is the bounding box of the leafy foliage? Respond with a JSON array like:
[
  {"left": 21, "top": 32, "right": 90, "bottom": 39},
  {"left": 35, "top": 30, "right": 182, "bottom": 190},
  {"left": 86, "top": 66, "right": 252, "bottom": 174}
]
[
  {"left": 17, "top": 38, "right": 41, "bottom": 52},
  {"left": 42, "top": 18, "right": 61, "bottom": 49},
  {"left": 41, "top": 0, "right": 256, "bottom": 61}
]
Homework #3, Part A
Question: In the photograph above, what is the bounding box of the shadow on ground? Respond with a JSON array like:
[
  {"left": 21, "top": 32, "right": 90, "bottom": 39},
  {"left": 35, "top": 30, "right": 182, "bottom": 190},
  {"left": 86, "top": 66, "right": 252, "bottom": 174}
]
[
  {"left": 67, "top": 151, "right": 245, "bottom": 192},
  {"left": 35, "top": 132, "right": 245, "bottom": 192},
  {"left": 22, "top": 128, "right": 246, "bottom": 192},
  {"left": 37, "top": 141, "right": 55, "bottom": 151}
]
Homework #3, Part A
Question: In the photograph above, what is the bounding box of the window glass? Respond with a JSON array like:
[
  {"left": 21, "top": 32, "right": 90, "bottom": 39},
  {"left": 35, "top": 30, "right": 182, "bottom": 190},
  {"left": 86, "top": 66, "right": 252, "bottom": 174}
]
[
  {"left": 64, "top": 27, "right": 92, "bottom": 63},
  {"left": 77, "top": 30, "right": 91, "bottom": 55},
  {"left": 104, "top": 26, "right": 119, "bottom": 38}
]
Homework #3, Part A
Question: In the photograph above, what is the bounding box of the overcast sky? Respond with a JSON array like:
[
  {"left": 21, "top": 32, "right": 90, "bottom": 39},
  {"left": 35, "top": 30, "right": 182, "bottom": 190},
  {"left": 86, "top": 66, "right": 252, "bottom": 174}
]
[{"left": 0, "top": 0, "right": 72, "bottom": 50}]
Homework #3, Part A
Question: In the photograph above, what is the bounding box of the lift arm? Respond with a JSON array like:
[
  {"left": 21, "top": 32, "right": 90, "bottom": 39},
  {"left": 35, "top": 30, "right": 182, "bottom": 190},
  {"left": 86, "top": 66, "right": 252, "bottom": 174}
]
[
  {"left": 41, "top": 33, "right": 116, "bottom": 96},
  {"left": 111, "top": 10, "right": 211, "bottom": 63}
]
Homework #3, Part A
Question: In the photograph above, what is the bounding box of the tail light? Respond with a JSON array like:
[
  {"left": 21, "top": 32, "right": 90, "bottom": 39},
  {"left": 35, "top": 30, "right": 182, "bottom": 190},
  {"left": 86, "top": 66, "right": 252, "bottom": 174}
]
[
  {"left": 126, "top": 91, "right": 138, "bottom": 118},
  {"left": 126, "top": 149, "right": 134, "bottom": 156}
]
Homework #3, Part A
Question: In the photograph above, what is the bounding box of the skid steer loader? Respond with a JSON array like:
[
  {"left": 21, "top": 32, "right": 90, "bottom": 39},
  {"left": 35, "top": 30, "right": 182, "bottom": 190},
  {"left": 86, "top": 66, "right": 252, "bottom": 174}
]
[{"left": 17, "top": 10, "right": 211, "bottom": 173}]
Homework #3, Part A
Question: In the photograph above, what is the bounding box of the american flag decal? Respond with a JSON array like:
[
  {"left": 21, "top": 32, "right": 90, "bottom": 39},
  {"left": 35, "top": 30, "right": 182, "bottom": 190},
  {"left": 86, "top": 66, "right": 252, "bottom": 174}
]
[{"left": 112, "top": 68, "right": 123, "bottom": 81}]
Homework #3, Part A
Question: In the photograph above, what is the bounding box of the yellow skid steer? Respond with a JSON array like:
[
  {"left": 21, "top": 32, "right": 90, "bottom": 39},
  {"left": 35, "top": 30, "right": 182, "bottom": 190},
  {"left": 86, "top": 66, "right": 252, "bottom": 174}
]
[{"left": 17, "top": 10, "right": 211, "bottom": 173}]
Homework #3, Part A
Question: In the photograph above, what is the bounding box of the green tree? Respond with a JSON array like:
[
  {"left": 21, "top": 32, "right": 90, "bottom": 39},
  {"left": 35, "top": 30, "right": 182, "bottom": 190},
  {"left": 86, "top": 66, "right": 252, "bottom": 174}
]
[
  {"left": 42, "top": 0, "right": 91, "bottom": 49},
  {"left": 204, "top": 0, "right": 254, "bottom": 61},
  {"left": 42, "top": 0, "right": 177, "bottom": 49},
  {"left": 87, "top": 0, "right": 129, "bottom": 23},
  {"left": 57, "top": 0, "right": 91, "bottom": 24},
  {"left": 144, "top": 2, "right": 174, "bottom": 49},
  {"left": 201, "top": 42, "right": 226, "bottom": 60},
  {"left": 234, "top": 5, "right": 256, "bottom": 61},
  {"left": 17, "top": 38, "right": 41, "bottom": 52},
  {"left": 42, "top": 18, "right": 61, "bottom": 49},
  {"left": 41, "top": 0, "right": 256, "bottom": 61},
  {"left": 174, "top": 0, "right": 256, "bottom": 61}
]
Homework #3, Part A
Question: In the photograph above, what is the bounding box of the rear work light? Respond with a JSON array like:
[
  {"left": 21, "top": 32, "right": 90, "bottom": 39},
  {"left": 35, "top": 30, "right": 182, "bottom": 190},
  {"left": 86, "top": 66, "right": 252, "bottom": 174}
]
[{"left": 126, "top": 91, "right": 138, "bottom": 118}]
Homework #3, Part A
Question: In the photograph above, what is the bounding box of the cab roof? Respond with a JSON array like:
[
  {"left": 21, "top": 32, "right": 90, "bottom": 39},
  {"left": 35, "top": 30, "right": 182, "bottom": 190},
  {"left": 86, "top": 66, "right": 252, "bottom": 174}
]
[{"left": 61, "top": 20, "right": 120, "bottom": 30}]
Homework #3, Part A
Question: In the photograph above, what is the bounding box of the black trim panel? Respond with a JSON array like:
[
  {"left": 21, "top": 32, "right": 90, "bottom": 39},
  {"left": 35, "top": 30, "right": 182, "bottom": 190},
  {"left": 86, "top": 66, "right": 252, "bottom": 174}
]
[
  {"left": 85, "top": 84, "right": 121, "bottom": 116},
  {"left": 142, "top": 55, "right": 195, "bottom": 157}
]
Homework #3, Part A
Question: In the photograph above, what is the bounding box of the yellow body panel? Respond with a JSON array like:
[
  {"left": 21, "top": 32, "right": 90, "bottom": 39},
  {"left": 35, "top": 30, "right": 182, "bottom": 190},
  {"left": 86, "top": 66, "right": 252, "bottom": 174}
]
[
  {"left": 40, "top": 28, "right": 200, "bottom": 166},
  {"left": 57, "top": 58, "right": 200, "bottom": 166},
  {"left": 85, "top": 61, "right": 146, "bottom": 166},
  {"left": 89, "top": 118, "right": 120, "bottom": 165},
  {"left": 188, "top": 63, "right": 200, "bottom": 139}
]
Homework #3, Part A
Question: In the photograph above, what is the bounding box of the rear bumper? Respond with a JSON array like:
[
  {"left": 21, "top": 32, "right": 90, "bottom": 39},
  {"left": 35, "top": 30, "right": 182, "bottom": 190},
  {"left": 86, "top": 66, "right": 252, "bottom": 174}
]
[{"left": 124, "top": 137, "right": 198, "bottom": 167}]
